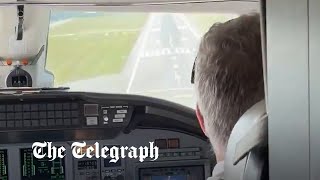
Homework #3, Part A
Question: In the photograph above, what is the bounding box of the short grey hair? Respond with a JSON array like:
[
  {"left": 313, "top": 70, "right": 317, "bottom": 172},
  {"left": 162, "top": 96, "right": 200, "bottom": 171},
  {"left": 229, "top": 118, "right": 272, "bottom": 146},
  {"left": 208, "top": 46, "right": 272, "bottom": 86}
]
[{"left": 195, "top": 13, "right": 264, "bottom": 148}]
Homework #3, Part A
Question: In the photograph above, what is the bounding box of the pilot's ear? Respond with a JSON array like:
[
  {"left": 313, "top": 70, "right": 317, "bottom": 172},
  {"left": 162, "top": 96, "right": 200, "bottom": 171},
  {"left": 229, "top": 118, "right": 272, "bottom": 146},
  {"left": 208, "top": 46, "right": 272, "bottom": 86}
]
[{"left": 196, "top": 104, "right": 207, "bottom": 136}]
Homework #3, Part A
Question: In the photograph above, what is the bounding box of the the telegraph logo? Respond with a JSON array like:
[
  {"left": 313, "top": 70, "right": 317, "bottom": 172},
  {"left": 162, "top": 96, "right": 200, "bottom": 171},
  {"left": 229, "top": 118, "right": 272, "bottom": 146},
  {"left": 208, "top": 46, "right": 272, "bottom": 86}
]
[{"left": 32, "top": 141, "right": 159, "bottom": 162}]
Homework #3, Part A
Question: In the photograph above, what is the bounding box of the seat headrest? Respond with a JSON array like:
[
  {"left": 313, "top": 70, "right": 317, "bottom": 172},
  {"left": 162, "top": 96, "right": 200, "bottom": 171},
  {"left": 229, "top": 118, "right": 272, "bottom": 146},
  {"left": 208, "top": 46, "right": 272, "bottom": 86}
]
[{"left": 224, "top": 100, "right": 268, "bottom": 180}]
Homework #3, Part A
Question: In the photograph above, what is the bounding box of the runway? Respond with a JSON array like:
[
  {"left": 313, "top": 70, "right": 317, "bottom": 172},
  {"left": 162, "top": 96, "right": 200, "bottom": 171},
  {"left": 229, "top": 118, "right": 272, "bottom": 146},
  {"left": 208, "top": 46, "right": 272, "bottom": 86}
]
[{"left": 65, "top": 13, "right": 200, "bottom": 108}]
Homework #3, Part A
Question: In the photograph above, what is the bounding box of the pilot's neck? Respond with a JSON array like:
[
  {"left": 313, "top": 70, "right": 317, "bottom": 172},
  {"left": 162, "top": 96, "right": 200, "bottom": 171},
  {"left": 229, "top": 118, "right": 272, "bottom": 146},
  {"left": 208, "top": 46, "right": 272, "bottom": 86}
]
[{"left": 213, "top": 144, "right": 225, "bottom": 162}]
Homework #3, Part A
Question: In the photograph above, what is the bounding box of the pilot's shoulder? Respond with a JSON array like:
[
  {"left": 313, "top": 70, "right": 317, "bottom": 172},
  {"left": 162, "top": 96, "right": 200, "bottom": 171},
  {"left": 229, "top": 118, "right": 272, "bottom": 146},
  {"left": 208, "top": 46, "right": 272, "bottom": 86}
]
[{"left": 207, "top": 176, "right": 224, "bottom": 180}]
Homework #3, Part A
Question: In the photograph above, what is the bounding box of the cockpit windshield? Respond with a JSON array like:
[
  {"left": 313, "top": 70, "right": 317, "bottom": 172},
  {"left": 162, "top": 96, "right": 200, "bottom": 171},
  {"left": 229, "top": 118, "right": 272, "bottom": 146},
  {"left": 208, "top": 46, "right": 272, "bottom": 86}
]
[{"left": 46, "top": 11, "right": 237, "bottom": 108}]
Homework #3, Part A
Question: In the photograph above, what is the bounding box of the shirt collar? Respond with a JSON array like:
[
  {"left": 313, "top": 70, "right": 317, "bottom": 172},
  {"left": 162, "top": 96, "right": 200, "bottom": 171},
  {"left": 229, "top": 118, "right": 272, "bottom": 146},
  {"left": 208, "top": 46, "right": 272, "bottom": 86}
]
[{"left": 211, "top": 161, "right": 224, "bottom": 179}]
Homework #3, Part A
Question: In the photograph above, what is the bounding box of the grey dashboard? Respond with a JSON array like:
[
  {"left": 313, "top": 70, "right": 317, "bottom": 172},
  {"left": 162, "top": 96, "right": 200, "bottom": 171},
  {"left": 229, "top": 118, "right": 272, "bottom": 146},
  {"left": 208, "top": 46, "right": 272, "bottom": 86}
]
[{"left": 0, "top": 91, "right": 213, "bottom": 180}]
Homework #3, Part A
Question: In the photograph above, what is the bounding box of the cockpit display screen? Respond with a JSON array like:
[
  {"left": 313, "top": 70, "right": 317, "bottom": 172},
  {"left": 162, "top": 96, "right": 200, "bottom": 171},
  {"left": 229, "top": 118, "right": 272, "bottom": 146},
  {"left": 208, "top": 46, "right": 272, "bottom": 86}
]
[
  {"left": 20, "top": 148, "right": 65, "bottom": 180},
  {"left": 0, "top": 149, "right": 8, "bottom": 180},
  {"left": 151, "top": 175, "right": 187, "bottom": 180},
  {"left": 78, "top": 160, "right": 97, "bottom": 170},
  {"left": 140, "top": 166, "right": 204, "bottom": 180}
]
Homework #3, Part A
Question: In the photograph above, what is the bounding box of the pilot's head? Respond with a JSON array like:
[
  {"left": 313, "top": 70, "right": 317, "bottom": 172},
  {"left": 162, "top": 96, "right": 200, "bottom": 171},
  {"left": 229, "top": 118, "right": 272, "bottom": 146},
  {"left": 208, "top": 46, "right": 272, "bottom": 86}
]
[{"left": 194, "top": 13, "right": 264, "bottom": 162}]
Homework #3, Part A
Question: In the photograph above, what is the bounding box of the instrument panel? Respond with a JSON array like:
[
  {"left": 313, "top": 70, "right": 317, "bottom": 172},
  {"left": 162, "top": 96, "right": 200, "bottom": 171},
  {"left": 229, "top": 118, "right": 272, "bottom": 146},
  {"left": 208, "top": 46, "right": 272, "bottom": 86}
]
[
  {"left": 0, "top": 92, "right": 213, "bottom": 180},
  {"left": 0, "top": 129, "right": 211, "bottom": 180},
  {"left": 20, "top": 148, "right": 65, "bottom": 180},
  {"left": 0, "top": 150, "right": 8, "bottom": 180},
  {"left": 0, "top": 100, "right": 133, "bottom": 131}
]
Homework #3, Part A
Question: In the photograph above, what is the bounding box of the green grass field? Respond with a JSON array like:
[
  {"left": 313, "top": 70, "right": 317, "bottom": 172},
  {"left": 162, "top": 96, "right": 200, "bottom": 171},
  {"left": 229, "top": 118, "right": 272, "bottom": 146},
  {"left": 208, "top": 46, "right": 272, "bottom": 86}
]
[
  {"left": 46, "top": 13, "right": 147, "bottom": 85},
  {"left": 187, "top": 13, "right": 238, "bottom": 35},
  {"left": 47, "top": 13, "right": 236, "bottom": 85}
]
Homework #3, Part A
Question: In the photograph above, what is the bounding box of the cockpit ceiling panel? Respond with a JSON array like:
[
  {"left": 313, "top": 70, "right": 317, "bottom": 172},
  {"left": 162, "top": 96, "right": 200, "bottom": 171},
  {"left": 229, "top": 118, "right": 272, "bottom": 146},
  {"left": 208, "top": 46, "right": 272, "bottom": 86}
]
[
  {"left": 0, "top": 0, "right": 259, "bottom": 13},
  {"left": 0, "top": 0, "right": 259, "bottom": 5}
]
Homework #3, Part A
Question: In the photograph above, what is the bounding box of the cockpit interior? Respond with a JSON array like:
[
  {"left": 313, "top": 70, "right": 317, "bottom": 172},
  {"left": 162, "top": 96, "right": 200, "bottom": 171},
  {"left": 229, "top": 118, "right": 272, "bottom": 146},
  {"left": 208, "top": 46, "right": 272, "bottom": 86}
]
[{"left": 0, "top": 0, "right": 315, "bottom": 180}]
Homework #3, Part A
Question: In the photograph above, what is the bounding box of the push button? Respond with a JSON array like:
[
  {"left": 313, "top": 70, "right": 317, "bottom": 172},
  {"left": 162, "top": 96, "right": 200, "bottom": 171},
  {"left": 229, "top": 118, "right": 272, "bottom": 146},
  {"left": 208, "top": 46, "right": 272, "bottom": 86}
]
[
  {"left": 40, "top": 119, "right": 47, "bottom": 127},
  {"left": 0, "top": 121, "right": 6, "bottom": 128},
  {"left": 47, "top": 119, "right": 55, "bottom": 126},
  {"left": 14, "top": 105, "right": 22, "bottom": 112},
  {"left": 31, "top": 112, "right": 38, "bottom": 119},
  {"left": 30, "top": 104, "right": 38, "bottom": 111},
  {"left": 23, "top": 104, "right": 30, "bottom": 111},
  {"left": 56, "top": 119, "right": 63, "bottom": 126},
  {"left": 55, "top": 111, "right": 63, "bottom": 118},
  {"left": 7, "top": 121, "right": 14, "bottom": 128},
  {"left": 39, "top": 112, "right": 46, "bottom": 119},
  {"left": 0, "top": 105, "right": 5, "bottom": 112},
  {"left": 63, "top": 111, "right": 71, "bottom": 118},
  {"left": 113, "top": 119, "right": 123, "bottom": 123},
  {"left": 86, "top": 117, "right": 98, "bottom": 126},
  {"left": 47, "top": 104, "right": 55, "bottom": 111},
  {"left": 72, "top": 118, "right": 79, "bottom": 125},
  {"left": 64, "top": 119, "right": 71, "bottom": 126},
  {"left": 84, "top": 104, "right": 99, "bottom": 116},
  {"left": 7, "top": 113, "right": 14, "bottom": 120},
  {"left": 55, "top": 103, "right": 63, "bottom": 110},
  {"left": 23, "top": 112, "right": 31, "bottom": 119},
  {"left": 15, "top": 112, "right": 23, "bottom": 120},
  {"left": 63, "top": 103, "right": 71, "bottom": 110},
  {"left": 0, "top": 113, "right": 6, "bottom": 120},
  {"left": 32, "top": 120, "right": 39, "bottom": 127},
  {"left": 47, "top": 112, "right": 55, "bottom": 118},
  {"left": 15, "top": 120, "right": 23, "bottom": 127},
  {"left": 71, "top": 111, "right": 79, "bottom": 118},
  {"left": 117, "top": 110, "right": 127, "bottom": 114},
  {"left": 23, "top": 120, "right": 31, "bottom": 127},
  {"left": 6, "top": 105, "right": 14, "bottom": 112},
  {"left": 39, "top": 104, "right": 47, "bottom": 111},
  {"left": 114, "top": 114, "right": 125, "bottom": 118}
]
